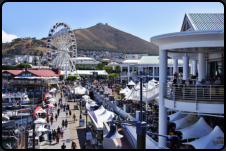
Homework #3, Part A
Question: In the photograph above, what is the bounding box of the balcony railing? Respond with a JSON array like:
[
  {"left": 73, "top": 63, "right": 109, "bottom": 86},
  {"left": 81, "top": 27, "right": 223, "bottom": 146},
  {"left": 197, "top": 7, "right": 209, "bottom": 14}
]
[
  {"left": 164, "top": 83, "right": 224, "bottom": 103},
  {"left": 9, "top": 79, "right": 59, "bottom": 85}
]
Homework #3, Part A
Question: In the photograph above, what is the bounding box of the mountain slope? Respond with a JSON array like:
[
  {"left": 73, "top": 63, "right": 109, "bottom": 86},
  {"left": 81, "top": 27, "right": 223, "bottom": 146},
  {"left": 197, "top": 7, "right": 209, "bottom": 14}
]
[{"left": 2, "top": 24, "right": 159, "bottom": 58}]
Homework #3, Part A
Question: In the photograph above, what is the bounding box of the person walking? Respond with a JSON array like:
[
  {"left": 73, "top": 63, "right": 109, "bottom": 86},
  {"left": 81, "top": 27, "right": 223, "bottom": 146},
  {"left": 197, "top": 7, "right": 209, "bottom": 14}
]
[
  {"left": 57, "top": 126, "right": 60, "bottom": 134},
  {"left": 82, "top": 141, "right": 87, "bottom": 149},
  {"left": 62, "top": 119, "right": 65, "bottom": 128},
  {"left": 46, "top": 116, "right": 50, "bottom": 125},
  {"left": 69, "top": 110, "right": 72, "bottom": 118},
  {"left": 65, "top": 119, "right": 68, "bottom": 129},
  {"left": 52, "top": 129, "right": 56, "bottom": 140},
  {"left": 71, "top": 141, "right": 76, "bottom": 149},
  {"left": 66, "top": 109, "right": 68, "bottom": 117},
  {"left": 50, "top": 116, "right": 53, "bottom": 126},
  {"left": 63, "top": 104, "right": 66, "bottom": 112},
  {"left": 73, "top": 113, "right": 76, "bottom": 123},
  {"left": 55, "top": 113, "right": 58, "bottom": 121},
  {"left": 56, "top": 132, "right": 60, "bottom": 144},
  {"left": 49, "top": 131, "right": 52, "bottom": 145},
  {"left": 60, "top": 127, "right": 64, "bottom": 138},
  {"left": 57, "top": 107, "right": 60, "bottom": 116},
  {"left": 61, "top": 143, "right": 66, "bottom": 149}
]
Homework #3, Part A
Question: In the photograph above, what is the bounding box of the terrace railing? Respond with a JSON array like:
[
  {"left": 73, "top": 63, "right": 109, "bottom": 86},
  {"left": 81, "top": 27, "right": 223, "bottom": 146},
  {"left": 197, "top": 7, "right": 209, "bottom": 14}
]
[
  {"left": 9, "top": 79, "right": 59, "bottom": 85},
  {"left": 164, "top": 83, "right": 224, "bottom": 103}
]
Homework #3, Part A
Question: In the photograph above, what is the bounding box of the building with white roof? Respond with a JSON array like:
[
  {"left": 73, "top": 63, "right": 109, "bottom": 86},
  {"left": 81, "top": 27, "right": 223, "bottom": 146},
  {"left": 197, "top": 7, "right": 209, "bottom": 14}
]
[
  {"left": 71, "top": 57, "right": 100, "bottom": 68},
  {"left": 120, "top": 56, "right": 184, "bottom": 83}
]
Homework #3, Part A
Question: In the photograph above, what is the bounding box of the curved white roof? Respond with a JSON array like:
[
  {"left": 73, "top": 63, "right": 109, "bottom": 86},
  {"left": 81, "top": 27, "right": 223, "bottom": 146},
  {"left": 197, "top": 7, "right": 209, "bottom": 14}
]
[
  {"left": 176, "top": 117, "right": 213, "bottom": 140},
  {"left": 172, "top": 114, "right": 199, "bottom": 130},
  {"left": 168, "top": 111, "right": 186, "bottom": 122},
  {"left": 184, "top": 126, "right": 224, "bottom": 149}
]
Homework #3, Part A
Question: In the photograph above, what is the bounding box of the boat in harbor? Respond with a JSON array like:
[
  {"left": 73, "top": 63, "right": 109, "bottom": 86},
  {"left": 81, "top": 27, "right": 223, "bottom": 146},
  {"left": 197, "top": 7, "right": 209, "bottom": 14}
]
[
  {"left": 2, "top": 113, "right": 10, "bottom": 121},
  {"left": 3, "top": 110, "right": 30, "bottom": 119},
  {"left": 2, "top": 93, "right": 31, "bottom": 106}
]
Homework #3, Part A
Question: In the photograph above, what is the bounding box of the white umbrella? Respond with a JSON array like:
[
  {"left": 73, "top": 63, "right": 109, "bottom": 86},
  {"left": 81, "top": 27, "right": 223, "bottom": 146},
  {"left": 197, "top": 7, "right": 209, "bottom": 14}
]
[
  {"left": 34, "top": 118, "right": 46, "bottom": 124},
  {"left": 36, "top": 109, "right": 47, "bottom": 114}
]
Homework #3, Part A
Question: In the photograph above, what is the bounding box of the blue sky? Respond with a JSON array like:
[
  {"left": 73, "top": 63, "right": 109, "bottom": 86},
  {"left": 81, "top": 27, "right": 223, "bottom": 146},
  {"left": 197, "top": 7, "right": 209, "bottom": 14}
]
[{"left": 2, "top": 2, "right": 224, "bottom": 43}]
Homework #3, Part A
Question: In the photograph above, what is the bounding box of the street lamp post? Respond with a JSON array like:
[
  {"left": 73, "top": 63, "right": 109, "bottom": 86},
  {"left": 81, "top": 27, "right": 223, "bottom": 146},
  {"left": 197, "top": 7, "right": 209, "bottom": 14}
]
[{"left": 80, "top": 99, "right": 82, "bottom": 119}]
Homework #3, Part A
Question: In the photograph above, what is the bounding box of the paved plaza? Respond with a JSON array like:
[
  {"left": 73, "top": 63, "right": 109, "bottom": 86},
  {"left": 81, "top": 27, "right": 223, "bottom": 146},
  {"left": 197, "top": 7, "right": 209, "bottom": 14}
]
[{"left": 39, "top": 92, "right": 93, "bottom": 149}]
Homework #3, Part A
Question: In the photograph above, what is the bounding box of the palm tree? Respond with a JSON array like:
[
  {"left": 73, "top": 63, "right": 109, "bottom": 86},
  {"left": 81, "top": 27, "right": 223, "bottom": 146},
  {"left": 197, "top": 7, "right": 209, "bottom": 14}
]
[
  {"left": 33, "top": 58, "right": 38, "bottom": 66},
  {"left": 115, "top": 65, "right": 120, "bottom": 74},
  {"left": 41, "top": 61, "right": 48, "bottom": 66}
]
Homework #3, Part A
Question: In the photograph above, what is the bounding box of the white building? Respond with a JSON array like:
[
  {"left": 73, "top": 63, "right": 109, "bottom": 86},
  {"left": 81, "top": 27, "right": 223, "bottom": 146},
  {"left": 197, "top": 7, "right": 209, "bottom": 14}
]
[
  {"left": 124, "top": 54, "right": 148, "bottom": 59},
  {"left": 72, "top": 57, "right": 100, "bottom": 68},
  {"left": 150, "top": 13, "right": 224, "bottom": 148},
  {"left": 108, "top": 62, "right": 119, "bottom": 70},
  {"left": 120, "top": 56, "right": 184, "bottom": 83}
]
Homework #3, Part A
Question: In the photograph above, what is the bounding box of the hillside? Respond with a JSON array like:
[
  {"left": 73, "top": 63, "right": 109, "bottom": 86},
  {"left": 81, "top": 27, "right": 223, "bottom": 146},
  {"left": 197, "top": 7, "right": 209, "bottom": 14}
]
[{"left": 2, "top": 24, "right": 159, "bottom": 58}]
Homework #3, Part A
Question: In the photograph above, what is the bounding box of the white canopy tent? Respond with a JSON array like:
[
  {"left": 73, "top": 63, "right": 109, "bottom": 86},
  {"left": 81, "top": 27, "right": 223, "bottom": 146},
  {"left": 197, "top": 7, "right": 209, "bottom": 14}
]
[
  {"left": 34, "top": 118, "right": 47, "bottom": 124},
  {"left": 82, "top": 95, "right": 90, "bottom": 101},
  {"left": 94, "top": 105, "right": 106, "bottom": 116},
  {"left": 168, "top": 111, "right": 187, "bottom": 122},
  {"left": 171, "top": 114, "right": 199, "bottom": 130},
  {"left": 125, "top": 88, "right": 134, "bottom": 100},
  {"left": 96, "top": 109, "right": 115, "bottom": 128},
  {"left": 183, "top": 126, "right": 224, "bottom": 149},
  {"left": 176, "top": 117, "right": 213, "bottom": 140},
  {"left": 128, "top": 80, "right": 136, "bottom": 86},
  {"left": 120, "top": 86, "right": 130, "bottom": 94},
  {"left": 72, "top": 85, "right": 89, "bottom": 95}
]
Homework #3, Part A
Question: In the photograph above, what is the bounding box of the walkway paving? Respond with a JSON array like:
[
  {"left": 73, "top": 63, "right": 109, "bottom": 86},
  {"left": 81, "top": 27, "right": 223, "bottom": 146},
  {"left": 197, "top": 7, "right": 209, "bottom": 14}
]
[{"left": 39, "top": 92, "right": 93, "bottom": 149}]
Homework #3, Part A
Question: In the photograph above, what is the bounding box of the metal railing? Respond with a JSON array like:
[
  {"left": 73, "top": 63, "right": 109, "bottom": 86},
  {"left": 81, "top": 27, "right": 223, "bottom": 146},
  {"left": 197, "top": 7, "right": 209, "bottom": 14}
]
[
  {"left": 9, "top": 79, "right": 59, "bottom": 84},
  {"left": 131, "top": 85, "right": 159, "bottom": 101},
  {"left": 164, "top": 83, "right": 224, "bottom": 102}
]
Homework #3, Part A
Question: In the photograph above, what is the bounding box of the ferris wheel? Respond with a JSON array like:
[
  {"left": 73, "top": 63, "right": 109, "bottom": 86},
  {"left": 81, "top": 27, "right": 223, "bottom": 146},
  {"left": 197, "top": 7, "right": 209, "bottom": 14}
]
[{"left": 41, "top": 22, "right": 79, "bottom": 79}]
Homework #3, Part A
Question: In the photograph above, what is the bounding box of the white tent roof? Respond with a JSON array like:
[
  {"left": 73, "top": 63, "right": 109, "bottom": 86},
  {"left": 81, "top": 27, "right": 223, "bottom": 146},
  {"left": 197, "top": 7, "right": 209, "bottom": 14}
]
[
  {"left": 46, "top": 94, "right": 52, "bottom": 98},
  {"left": 125, "top": 88, "right": 134, "bottom": 99},
  {"left": 72, "top": 85, "right": 89, "bottom": 95},
  {"left": 94, "top": 105, "right": 106, "bottom": 116},
  {"left": 172, "top": 114, "right": 199, "bottom": 130},
  {"left": 147, "top": 80, "right": 157, "bottom": 90},
  {"left": 168, "top": 111, "right": 187, "bottom": 122},
  {"left": 36, "top": 126, "right": 50, "bottom": 132},
  {"left": 96, "top": 109, "right": 115, "bottom": 128},
  {"left": 82, "top": 95, "right": 90, "bottom": 100},
  {"left": 128, "top": 80, "right": 136, "bottom": 86},
  {"left": 120, "top": 86, "right": 131, "bottom": 94},
  {"left": 34, "top": 118, "right": 46, "bottom": 124},
  {"left": 176, "top": 117, "right": 213, "bottom": 140},
  {"left": 184, "top": 126, "right": 224, "bottom": 149}
]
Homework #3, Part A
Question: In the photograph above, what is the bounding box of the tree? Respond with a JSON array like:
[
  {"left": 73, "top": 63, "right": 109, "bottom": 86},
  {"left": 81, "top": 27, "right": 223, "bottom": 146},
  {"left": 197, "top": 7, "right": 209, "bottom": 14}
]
[
  {"left": 15, "top": 63, "right": 32, "bottom": 69},
  {"left": 2, "top": 65, "right": 15, "bottom": 70},
  {"left": 41, "top": 61, "right": 48, "bottom": 66},
  {"left": 115, "top": 65, "right": 120, "bottom": 74},
  {"left": 40, "top": 51, "right": 43, "bottom": 57},
  {"left": 23, "top": 60, "right": 28, "bottom": 64},
  {"left": 109, "top": 73, "right": 119, "bottom": 78},
  {"left": 66, "top": 75, "right": 77, "bottom": 81},
  {"left": 102, "top": 61, "right": 109, "bottom": 66},
  {"left": 33, "top": 58, "right": 38, "bottom": 66},
  {"left": 104, "top": 66, "right": 113, "bottom": 74},
  {"left": 97, "top": 63, "right": 104, "bottom": 70}
]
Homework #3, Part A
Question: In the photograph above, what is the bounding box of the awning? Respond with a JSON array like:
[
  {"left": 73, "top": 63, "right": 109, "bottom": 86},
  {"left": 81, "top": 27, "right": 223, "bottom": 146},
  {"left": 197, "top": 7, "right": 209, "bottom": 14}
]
[
  {"left": 168, "top": 111, "right": 187, "bottom": 122},
  {"left": 183, "top": 126, "right": 224, "bottom": 149},
  {"left": 120, "top": 86, "right": 131, "bottom": 94},
  {"left": 176, "top": 117, "right": 213, "bottom": 140},
  {"left": 171, "top": 114, "right": 199, "bottom": 130}
]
